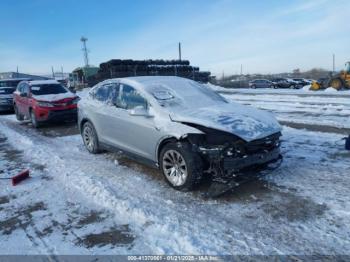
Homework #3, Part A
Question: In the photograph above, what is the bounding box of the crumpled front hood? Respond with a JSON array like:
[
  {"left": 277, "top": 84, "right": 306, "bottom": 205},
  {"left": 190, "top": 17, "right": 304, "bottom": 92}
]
[{"left": 170, "top": 103, "right": 282, "bottom": 142}]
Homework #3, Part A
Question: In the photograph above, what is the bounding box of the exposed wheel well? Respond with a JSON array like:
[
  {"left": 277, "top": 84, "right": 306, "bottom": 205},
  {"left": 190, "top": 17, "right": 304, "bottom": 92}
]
[
  {"left": 156, "top": 134, "right": 204, "bottom": 163},
  {"left": 157, "top": 137, "right": 177, "bottom": 161},
  {"left": 80, "top": 118, "right": 90, "bottom": 133}
]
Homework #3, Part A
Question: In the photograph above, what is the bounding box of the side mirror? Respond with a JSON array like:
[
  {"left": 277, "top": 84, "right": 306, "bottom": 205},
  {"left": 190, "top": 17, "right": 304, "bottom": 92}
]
[{"left": 129, "top": 106, "right": 153, "bottom": 117}]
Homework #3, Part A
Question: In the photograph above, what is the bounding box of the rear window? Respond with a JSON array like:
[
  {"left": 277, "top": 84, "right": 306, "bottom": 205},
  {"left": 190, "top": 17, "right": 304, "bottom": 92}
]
[{"left": 30, "top": 84, "right": 68, "bottom": 95}]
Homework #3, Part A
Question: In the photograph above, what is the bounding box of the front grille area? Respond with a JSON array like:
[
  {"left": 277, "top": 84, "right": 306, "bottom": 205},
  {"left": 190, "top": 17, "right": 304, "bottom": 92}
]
[
  {"left": 233, "top": 132, "right": 281, "bottom": 156},
  {"left": 0, "top": 98, "right": 13, "bottom": 105},
  {"left": 223, "top": 147, "right": 280, "bottom": 172},
  {"left": 245, "top": 132, "right": 281, "bottom": 154}
]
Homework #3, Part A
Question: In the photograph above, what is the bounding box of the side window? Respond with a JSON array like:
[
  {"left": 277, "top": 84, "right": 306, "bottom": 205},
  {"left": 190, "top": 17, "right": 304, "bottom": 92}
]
[
  {"left": 22, "top": 84, "right": 29, "bottom": 95},
  {"left": 17, "top": 83, "right": 24, "bottom": 93},
  {"left": 94, "top": 83, "right": 119, "bottom": 104},
  {"left": 117, "top": 84, "right": 148, "bottom": 110}
]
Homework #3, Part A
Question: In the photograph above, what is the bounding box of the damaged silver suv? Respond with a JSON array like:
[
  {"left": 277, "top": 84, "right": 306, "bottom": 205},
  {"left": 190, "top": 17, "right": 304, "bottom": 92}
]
[{"left": 78, "top": 76, "right": 282, "bottom": 191}]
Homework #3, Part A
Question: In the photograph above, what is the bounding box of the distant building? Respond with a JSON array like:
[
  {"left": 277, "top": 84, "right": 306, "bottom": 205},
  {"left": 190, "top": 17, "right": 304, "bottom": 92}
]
[
  {"left": 68, "top": 66, "right": 100, "bottom": 89},
  {"left": 0, "top": 72, "right": 50, "bottom": 80}
]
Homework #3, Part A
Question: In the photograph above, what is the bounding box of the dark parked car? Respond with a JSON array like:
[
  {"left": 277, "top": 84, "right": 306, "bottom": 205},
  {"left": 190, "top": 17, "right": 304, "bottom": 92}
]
[
  {"left": 271, "top": 78, "right": 296, "bottom": 89},
  {"left": 292, "top": 78, "right": 310, "bottom": 87},
  {"left": 248, "top": 79, "right": 275, "bottom": 89},
  {"left": 0, "top": 78, "right": 30, "bottom": 112}
]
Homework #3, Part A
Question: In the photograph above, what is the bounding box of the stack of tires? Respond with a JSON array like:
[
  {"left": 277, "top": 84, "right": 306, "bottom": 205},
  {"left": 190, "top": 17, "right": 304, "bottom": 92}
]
[{"left": 90, "top": 59, "right": 211, "bottom": 84}]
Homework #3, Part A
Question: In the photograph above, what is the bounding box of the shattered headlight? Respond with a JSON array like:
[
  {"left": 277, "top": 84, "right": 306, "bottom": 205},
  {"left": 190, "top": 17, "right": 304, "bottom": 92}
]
[{"left": 37, "top": 101, "right": 54, "bottom": 108}]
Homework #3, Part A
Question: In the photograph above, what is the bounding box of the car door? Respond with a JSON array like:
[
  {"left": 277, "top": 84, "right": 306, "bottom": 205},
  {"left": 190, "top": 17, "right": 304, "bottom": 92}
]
[
  {"left": 261, "top": 80, "right": 268, "bottom": 88},
  {"left": 88, "top": 82, "right": 119, "bottom": 143},
  {"left": 109, "top": 84, "right": 161, "bottom": 160},
  {"left": 256, "top": 80, "right": 263, "bottom": 88},
  {"left": 14, "top": 83, "right": 23, "bottom": 113},
  {"left": 22, "top": 84, "right": 31, "bottom": 118},
  {"left": 16, "top": 83, "right": 29, "bottom": 115}
]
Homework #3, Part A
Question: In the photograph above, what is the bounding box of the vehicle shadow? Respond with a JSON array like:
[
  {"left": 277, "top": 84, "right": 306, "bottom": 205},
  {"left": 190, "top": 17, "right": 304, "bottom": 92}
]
[
  {"left": 28, "top": 122, "right": 79, "bottom": 137},
  {"left": 108, "top": 152, "right": 276, "bottom": 202}
]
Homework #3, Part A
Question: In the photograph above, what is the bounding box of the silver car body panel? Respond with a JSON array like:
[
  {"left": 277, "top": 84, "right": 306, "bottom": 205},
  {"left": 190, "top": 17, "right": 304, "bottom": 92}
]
[
  {"left": 169, "top": 103, "right": 281, "bottom": 142},
  {"left": 78, "top": 76, "right": 281, "bottom": 163}
]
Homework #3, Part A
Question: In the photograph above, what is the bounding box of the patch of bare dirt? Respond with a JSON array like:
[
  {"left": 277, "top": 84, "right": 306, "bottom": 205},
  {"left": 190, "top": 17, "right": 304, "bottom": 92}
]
[{"left": 77, "top": 225, "right": 135, "bottom": 248}]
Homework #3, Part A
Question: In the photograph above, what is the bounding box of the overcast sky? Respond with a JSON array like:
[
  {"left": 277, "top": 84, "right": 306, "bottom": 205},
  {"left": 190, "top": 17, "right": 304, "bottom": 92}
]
[{"left": 0, "top": 0, "right": 349, "bottom": 76}]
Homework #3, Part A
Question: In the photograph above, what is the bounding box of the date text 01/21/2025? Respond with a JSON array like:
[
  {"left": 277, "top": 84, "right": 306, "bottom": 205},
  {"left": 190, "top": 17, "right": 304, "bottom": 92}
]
[{"left": 127, "top": 255, "right": 220, "bottom": 261}]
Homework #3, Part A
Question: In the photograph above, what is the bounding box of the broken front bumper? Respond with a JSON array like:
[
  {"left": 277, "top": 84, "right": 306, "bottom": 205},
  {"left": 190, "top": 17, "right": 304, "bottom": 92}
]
[
  {"left": 223, "top": 147, "right": 281, "bottom": 172},
  {"left": 198, "top": 145, "right": 281, "bottom": 174}
]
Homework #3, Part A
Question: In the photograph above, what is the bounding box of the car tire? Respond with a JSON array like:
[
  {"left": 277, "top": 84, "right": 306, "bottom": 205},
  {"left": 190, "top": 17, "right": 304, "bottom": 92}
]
[
  {"left": 14, "top": 105, "right": 24, "bottom": 121},
  {"left": 251, "top": 85, "right": 256, "bottom": 89},
  {"left": 82, "top": 121, "right": 100, "bottom": 154},
  {"left": 159, "top": 142, "right": 203, "bottom": 191},
  {"left": 30, "top": 110, "right": 40, "bottom": 128}
]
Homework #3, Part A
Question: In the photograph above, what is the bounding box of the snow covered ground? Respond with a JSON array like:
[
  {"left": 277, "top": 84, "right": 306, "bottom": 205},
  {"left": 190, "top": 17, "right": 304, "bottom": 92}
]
[
  {"left": 0, "top": 88, "right": 350, "bottom": 256},
  {"left": 221, "top": 89, "right": 350, "bottom": 131}
]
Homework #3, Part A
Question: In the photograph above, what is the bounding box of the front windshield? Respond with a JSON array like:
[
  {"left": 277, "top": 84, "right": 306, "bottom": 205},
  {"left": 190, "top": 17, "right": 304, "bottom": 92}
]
[
  {"left": 30, "top": 84, "right": 68, "bottom": 96},
  {"left": 0, "top": 81, "right": 20, "bottom": 88},
  {"left": 148, "top": 80, "right": 227, "bottom": 109}
]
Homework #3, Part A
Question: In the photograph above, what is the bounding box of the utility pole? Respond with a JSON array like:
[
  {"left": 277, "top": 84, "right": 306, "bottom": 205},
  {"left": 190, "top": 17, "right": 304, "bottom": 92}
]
[
  {"left": 81, "top": 37, "right": 90, "bottom": 67},
  {"left": 178, "top": 42, "right": 182, "bottom": 61},
  {"left": 61, "top": 66, "right": 64, "bottom": 79},
  {"left": 16, "top": 66, "right": 19, "bottom": 78},
  {"left": 240, "top": 64, "right": 243, "bottom": 75},
  {"left": 51, "top": 66, "right": 55, "bottom": 78},
  {"left": 332, "top": 54, "right": 335, "bottom": 73}
]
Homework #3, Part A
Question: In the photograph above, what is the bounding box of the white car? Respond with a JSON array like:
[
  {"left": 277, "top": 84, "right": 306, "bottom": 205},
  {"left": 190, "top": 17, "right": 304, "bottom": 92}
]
[{"left": 78, "top": 76, "right": 282, "bottom": 191}]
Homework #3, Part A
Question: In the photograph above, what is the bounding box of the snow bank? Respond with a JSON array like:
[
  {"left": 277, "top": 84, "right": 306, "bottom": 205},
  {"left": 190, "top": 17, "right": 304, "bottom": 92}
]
[
  {"left": 324, "top": 87, "right": 338, "bottom": 92},
  {"left": 205, "top": 83, "right": 226, "bottom": 92},
  {"left": 302, "top": 85, "right": 312, "bottom": 91}
]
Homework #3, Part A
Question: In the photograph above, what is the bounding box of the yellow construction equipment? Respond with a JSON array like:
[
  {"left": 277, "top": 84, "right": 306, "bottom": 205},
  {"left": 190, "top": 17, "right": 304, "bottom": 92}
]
[{"left": 311, "top": 61, "right": 350, "bottom": 90}]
